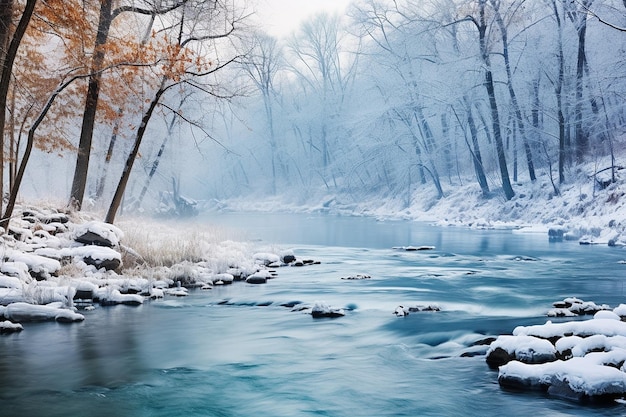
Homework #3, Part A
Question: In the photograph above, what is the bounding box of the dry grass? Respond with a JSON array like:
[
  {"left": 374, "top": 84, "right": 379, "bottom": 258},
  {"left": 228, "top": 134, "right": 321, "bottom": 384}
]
[{"left": 116, "top": 217, "right": 248, "bottom": 269}]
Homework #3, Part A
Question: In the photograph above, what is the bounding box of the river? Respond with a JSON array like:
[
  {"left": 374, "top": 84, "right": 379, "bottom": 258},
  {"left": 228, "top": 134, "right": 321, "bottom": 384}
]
[{"left": 1, "top": 212, "right": 626, "bottom": 416}]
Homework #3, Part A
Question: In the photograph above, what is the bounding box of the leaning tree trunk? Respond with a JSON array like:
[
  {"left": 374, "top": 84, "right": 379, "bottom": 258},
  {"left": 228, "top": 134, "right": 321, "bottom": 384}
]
[
  {"left": 94, "top": 109, "right": 122, "bottom": 200},
  {"left": 106, "top": 83, "right": 166, "bottom": 224},
  {"left": 136, "top": 108, "right": 180, "bottom": 207},
  {"left": 0, "top": 0, "right": 37, "bottom": 222},
  {"left": 414, "top": 106, "right": 444, "bottom": 199},
  {"left": 464, "top": 97, "right": 490, "bottom": 197}
]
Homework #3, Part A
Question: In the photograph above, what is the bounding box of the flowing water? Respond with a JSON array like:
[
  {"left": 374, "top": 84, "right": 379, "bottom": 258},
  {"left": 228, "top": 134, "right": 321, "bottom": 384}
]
[{"left": 2, "top": 213, "right": 626, "bottom": 416}]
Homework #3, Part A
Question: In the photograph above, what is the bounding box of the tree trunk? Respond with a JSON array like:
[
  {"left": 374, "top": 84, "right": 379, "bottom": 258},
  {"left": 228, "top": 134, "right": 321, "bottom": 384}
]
[
  {"left": 552, "top": 0, "right": 566, "bottom": 183},
  {"left": 464, "top": 97, "right": 489, "bottom": 197},
  {"left": 478, "top": 0, "right": 514, "bottom": 200},
  {"left": 69, "top": 0, "right": 112, "bottom": 210},
  {"left": 106, "top": 84, "right": 166, "bottom": 224},
  {"left": 414, "top": 106, "right": 443, "bottom": 199},
  {"left": 0, "top": 0, "right": 36, "bottom": 220},
  {"left": 574, "top": 2, "right": 589, "bottom": 163},
  {"left": 491, "top": 2, "right": 535, "bottom": 182},
  {"left": 136, "top": 102, "right": 182, "bottom": 207},
  {"left": 94, "top": 109, "right": 122, "bottom": 200}
]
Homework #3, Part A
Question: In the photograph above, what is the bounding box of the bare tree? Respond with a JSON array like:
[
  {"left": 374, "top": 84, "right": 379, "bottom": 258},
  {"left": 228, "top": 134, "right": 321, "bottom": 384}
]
[
  {"left": 69, "top": 0, "right": 189, "bottom": 211},
  {"left": 465, "top": 0, "right": 515, "bottom": 200},
  {"left": 105, "top": 0, "right": 244, "bottom": 223},
  {"left": 243, "top": 32, "right": 283, "bottom": 194}
]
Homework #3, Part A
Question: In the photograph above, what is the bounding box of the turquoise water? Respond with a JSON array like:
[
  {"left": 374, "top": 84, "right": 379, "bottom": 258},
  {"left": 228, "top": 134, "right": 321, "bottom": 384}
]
[{"left": 2, "top": 213, "right": 626, "bottom": 416}]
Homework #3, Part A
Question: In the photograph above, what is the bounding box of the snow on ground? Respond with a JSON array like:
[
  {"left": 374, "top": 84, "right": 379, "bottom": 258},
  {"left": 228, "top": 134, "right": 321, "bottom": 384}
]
[
  {"left": 215, "top": 160, "right": 626, "bottom": 245},
  {"left": 0, "top": 205, "right": 282, "bottom": 325}
]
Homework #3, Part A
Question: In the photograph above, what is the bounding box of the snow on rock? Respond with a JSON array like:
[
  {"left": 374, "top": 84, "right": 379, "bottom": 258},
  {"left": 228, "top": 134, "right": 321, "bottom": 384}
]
[
  {"left": 513, "top": 318, "right": 626, "bottom": 340},
  {"left": 594, "top": 310, "right": 621, "bottom": 321},
  {"left": 393, "top": 304, "right": 441, "bottom": 316},
  {"left": 68, "top": 246, "right": 122, "bottom": 271},
  {"left": 392, "top": 245, "right": 435, "bottom": 251},
  {"left": 253, "top": 252, "right": 281, "bottom": 266},
  {"left": 246, "top": 270, "right": 271, "bottom": 284},
  {"left": 2, "top": 302, "right": 84, "bottom": 322},
  {"left": 73, "top": 220, "right": 124, "bottom": 247},
  {"left": 488, "top": 312, "right": 626, "bottom": 402},
  {"left": 0, "top": 288, "right": 25, "bottom": 305},
  {"left": 555, "top": 334, "right": 626, "bottom": 359},
  {"left": 311, "top": 301, "right": 345, "bottom": 318},
  {"left": 280, "top": 249, "right": 296, "bottom": 264},
  {"left": 499, "top": 358, "right": 626, "bottom": 401},
  {"left": 212, "top": 273, "right": 233, "bottom": 285},
  {"left": 613, "top": 304, "right": 626, "bottom": 318},
  {"left": 0, "top": 275, "right": 22, "bottom": 289},
  {"left": 98, "top": 289, "right": 143, "bottom": 306},
  {"left": 548, "top": 297, "right": 611, "bottom": 317},
  {"left": 164, "top": 283, "right": 188, "bottom": 297},
  {"left": 4, "top": 249, "right": 61, "bottom": 280},
  {"left": 486, "top": 335, "right": 557, "bottom": 368},
  {"left": 1, "top": 261, "right": 33, "bottom": 283},
  {"left": 0, "top": 320, "right": 23, "bottom": 333}
]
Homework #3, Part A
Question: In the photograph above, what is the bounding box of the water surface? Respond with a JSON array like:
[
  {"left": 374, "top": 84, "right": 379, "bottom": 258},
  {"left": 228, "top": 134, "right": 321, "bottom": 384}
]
[{"left": 2, "top": 213, "right": 625, "bottom": 416}]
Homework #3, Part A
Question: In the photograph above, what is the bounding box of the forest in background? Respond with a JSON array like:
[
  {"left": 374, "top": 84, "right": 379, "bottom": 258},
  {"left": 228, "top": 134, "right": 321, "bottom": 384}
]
[
  {"left": 213, "top": 0, "right": 626, "bottom": 210},
  {"left": 3, "top": 0, "right": 626, "bottom": 222}
]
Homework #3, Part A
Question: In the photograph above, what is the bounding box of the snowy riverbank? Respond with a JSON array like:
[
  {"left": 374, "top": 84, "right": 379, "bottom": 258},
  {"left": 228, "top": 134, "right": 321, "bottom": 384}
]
[
  {"left": 0, "top": 205, "right": 289, "bottom": 328},
  {"left": 216, "top": 162, "right": 626, "bottom": 246}
]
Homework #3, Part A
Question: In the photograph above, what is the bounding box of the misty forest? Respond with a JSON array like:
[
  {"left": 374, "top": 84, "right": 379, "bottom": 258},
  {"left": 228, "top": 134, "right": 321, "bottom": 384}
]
[
  {"left": 7, "top": 1, "right": 626, "bottom": 414},
  {"left": 0, "top": 0, "right": 624, "bottom": 223}
]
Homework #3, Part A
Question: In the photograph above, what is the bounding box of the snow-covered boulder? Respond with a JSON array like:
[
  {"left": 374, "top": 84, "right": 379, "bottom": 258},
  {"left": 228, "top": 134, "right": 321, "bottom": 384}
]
[
  {"left": 1, "top": 261, "right": 33, "bottom": 283},
  {"left": 4, "top": 249, "right": 61, "bottom": 280},
  {"left": 0, "top": 320, "right": 23, "bottom": 333},
  {"left": 73, "top": 221, "right": 123, "bottom": 247},
  {"left": 393, "top": 304, "right": 440, "bottom": 316},
  {"left": 498, "top": 357, "right": 626, "bottom": 402},
  {"left": 0, "top": 288, "right": 25, "bottom": 305},
  {"left": 97, "top": 289, "right": 143, "bottom": 306},
  {"left": 71, "top": 246, "right": 122, "bottom": 271},
  {"left": 548, "top": 297, "right": 610, "bottom": 317},
  {"left": 0, "top": 275, "right": 22, "bottom": 289},
  {"left": 342, "top": 274, "right": 371, "bottom": 280},
  {"left": 246, "top": 270, "right": 272, "bottom": 284},
  {"left": 486, "top": 335, "right": 557, "bottom": 368},
  {"left": 1, "top": 302, "right": 84, "bottom": 322},
  {"left": 489, "top": 313, "right": 626, "bottom": 402},
  {"left": 253, "top": 252, "right": 280, "bottom": 266},
  {"left": 311, "top": 301, "right": 345, "bottom": 318},
  {"left": 212, "top": 273, "right": 233, "bottom": 285},
  {"left": 281, "top": 250, "right": 296, "bottom": 264}
]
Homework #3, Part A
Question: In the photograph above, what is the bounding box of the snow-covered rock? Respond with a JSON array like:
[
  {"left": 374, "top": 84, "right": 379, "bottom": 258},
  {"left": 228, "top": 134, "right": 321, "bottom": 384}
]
[
  {"left": 311, "top": 301, "right": 345, "bottom": 318},
  {"left": 73, "top": 220, "right": 123, "bottom": 247},
  {"left": 98, "top": 289, "right": 143, "bottom": 306},
  {"left": 499, "top": 358, "right": 626, "bottom": 401},
  {"left": 1, "top": 302, "right": 84, "bottom": 322},
  {"left": 0, "top": 320, "right": 23, "bottom": 333},
  {"left": 486, "top": 335, "right": 557, "bottom": 368},
  {"left": 253, "top": 252, "right": 281, "bottom": 266},
  {"left": 488, "top": 313, "right": 626, "bottom": 402},
  {"left": 4, "top": 249, "right": 61, "bottom": 280},
  {"left": 246, "top": 270, "right": 272, "bottom": 284}
]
